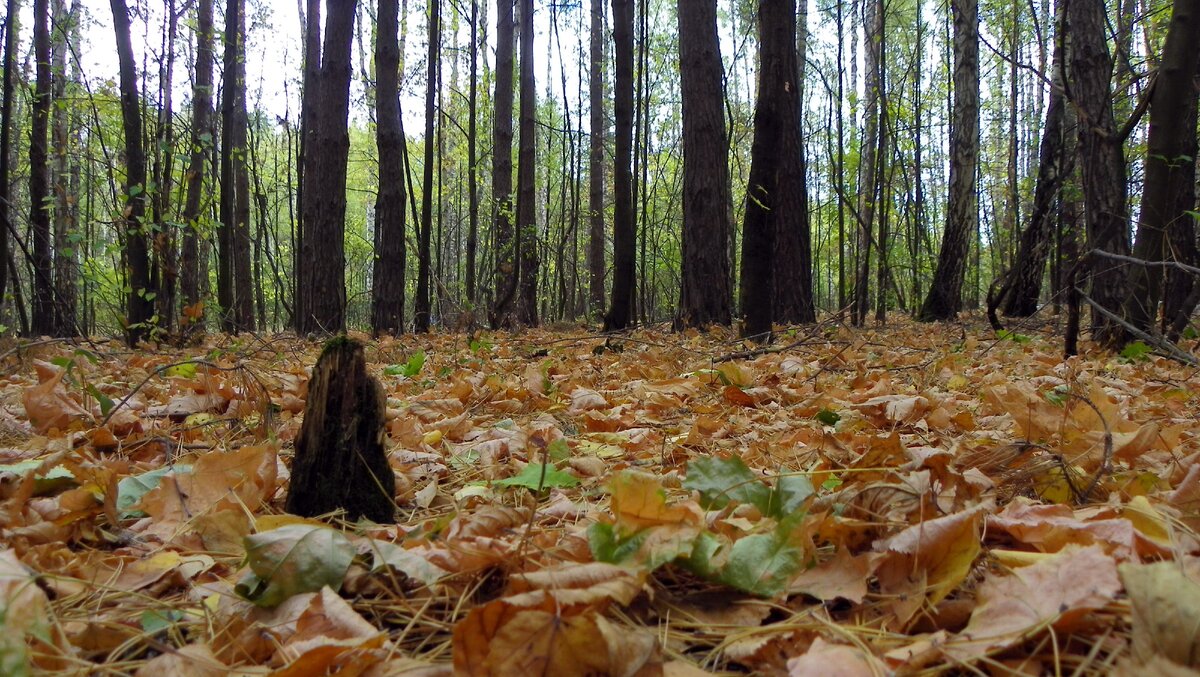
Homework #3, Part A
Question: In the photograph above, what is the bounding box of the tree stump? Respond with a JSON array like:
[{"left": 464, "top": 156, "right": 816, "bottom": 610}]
[{"left": 286, "top": 337, "right": 396, "bottom": 522}]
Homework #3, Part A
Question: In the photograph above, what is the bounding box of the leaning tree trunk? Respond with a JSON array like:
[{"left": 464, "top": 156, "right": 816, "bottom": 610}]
[
  {"left": 1125, "top": 0, "right": 1200, "bottom": 333},
  {"left": 997, "top": 0, "right": 1069, "bottom": 319},
  {"left": 1068, "top": 0, "right": 1130, "bottom": 347},
  {"left": 673, "top": 0, "right": 733, "bottom": 329},
  {"left": 286, "top": 338, "right": 395, "bottom": 523},
  {"left": 111, "top": 0, "right": 155, "bottom": 345},
  {"left": 920, "top": 0, "right": 979, "bottom": 322},
  {"left": 605, "top": 0, "right": 636, "bottom": 331},
  {"left": 372, "top": 0, "right": 406, "bottom": 335}
]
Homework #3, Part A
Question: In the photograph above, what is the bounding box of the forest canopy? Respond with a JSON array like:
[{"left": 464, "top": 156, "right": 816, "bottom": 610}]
[{"left": 0, "top": 0, "right": 1196, "bottom": 351}]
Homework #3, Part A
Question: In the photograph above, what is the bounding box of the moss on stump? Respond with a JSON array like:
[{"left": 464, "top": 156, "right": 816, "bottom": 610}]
[{"left": 285, "top": 337, "right": 396, "bottom": 522}]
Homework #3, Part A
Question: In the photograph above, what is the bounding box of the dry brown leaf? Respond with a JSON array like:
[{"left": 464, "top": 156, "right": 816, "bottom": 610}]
[
  {"left": 786, "top": 638, "right": 887, "bottom": 677},
  {"left": 22, "top": 360, "right": 91, "bottom": 433},
  {"left": 944, "top": 544, "right": 1121, "bottom": 660},
  {"left": 1120, "top": 560, "right": 1200, "bottom": 668},
  {"left": 134, "top": 643, "right": 227, "bottom": 677},
  {"left": 874, "top": 508, "right": 983, "bottom": 624},
  {"left": 788, "top": 547, "right": 875, "bottom": 603}
]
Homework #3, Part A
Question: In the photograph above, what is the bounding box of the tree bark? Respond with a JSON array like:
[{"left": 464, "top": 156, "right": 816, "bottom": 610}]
[
  {"left": 490, "top": 0, "right": 517, "bottom": 328},
  {"left": 298, "top": 0, "right": 357, "bottom": 334},
  {"left": 516, "top": 0, "right": 539, "bottom": 326},
  {"left": 372, "top": 0, "right": 406, "bottom": 335},
  {"left": 30, "top": 0, "right": 54, "bottom": 335},
  {"left": 673, "top": 0, "right": 732, "bottom": 329},
  {"left": 920, "top": 0, "right": 979, "bottom": 321},
  {"left": 1125, "top": 0, "right": 1200, "bottom": 333},
  {"left": 587, "top": 0, "right": 606, "bottom": 319},
  {"left": 998, "top": 0, "right": 1069, "bottom": 318},
  {"left": 605, "top": 0, "right": 635, "bottom": 330},
  {"left": 180, "top": 0, "right": 214, "bottom": 336},
  {"left": 465, "top": 0, "right": 479, "bottom": 309},
  {"left": 285, "top": 338, "right": 395, "bottom": 523},
  {"left": 110, "top": 0, "right": 155, "bottom": 345},
  {"left": 414, "top": 0, "right": 439, "bottom": 332},
  {"left": 51, "top": 0, "right": 76, "bottom": 335},
  {"left": 219, "top": 0, "right": 254, "bottom": 332},
  {"left": 1067, "top": 0, "right": 1130, "bottom": 347}
]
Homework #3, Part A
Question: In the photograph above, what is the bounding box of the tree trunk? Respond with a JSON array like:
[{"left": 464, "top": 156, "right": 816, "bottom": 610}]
[
  {"left": 516, "top": 0, "right": 539, "bottom": 326},
  {"left": 298, "top": 0, "right": 357, "bottom": 334},
  {"left": 414, "top": 0, "right": 439, "bottom": 333},
  {"left": 998, "top": 0, "right": 1068, "bottom": 318},
  {"left": 465, "top": 0, "right": 479, "bottom": 309},
  {"left": 587, "top": 0, "right": 606, "bottom": 319},
  {"left": 673, "top": 0, "right": 732, "bottom": 329},
  {"left": 219, "top": 0, "right": 255, "bottom": 333},
  {"left": 605, "top": 0, "right": 635, "bottom": 330},
  {"left": 919, "top": 0, "right": 979, "bottom": 321},
  {"left": 1162, "top": 52, "right": 1200, "bottom": 336},
  {"left": 294, "top": 0, "right": 322, "bottom": 330},
  {"left": 51, "top": 0, "right": 76, "bottom": 335},
  {"left": 1125, "top": 0, "right": 1200, "bottom": 333},
  {"left": 770, "top": 0, "right": 815, "bottom": 326},
  {"left": 110, "top": 0, "right": 155, "bottom": 345},
  {"left": 489, "top": 0, "right": 517, "bottom": 328},
  {"left": 1067, "top": 0, "right": 1130, "bottom": 347},
  {"left": 372, "top": 0, "right": 406, "bottom": 335},
  {"left": 30, "top": 0, "right": 54, "bottom": 336},
  {"left": 851, "top": 0, "right": 882, "bottom": 327},
  {"left": 151, "top": 1, "right": 178, "bottom": 335},
  {"left": 0, "top": 0, "right": 16, "bottom": 308},
  {"left": 180, "top": 0, "right": 214, "bottom": 336},
  {"left": 286, "top": 338, "right": 395, "bottom": 523}
]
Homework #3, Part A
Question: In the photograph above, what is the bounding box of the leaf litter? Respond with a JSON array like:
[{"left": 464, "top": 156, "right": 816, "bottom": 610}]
[{"left": 0, "top": 319, "right": 1198, "bottom": 675}]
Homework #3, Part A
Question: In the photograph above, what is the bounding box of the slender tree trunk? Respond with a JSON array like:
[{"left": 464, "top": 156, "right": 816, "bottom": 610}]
[
  {"left": 1163, "top": 52, "right": 1200, "bottom": 336},
  {"left": 181, "top": 0, "right": 213, "bottom": 336},
  {"left": 1126, "top": 0, "right": 1200, "bottom": 332},
  {"left": 414, "top": 0, "right": 439, "bottom": 332},
  {"left": 298, "top": 0, "right": 356, "bottom": 334},
  {"left": 0, "top": 0, "right": 16, "bottom": 307},
  {"left": 998, "top": 0, "right": 1068, "bottom": 318},
  {"left": 111, "top": 0, "right": 154, "bottom": 345},
  {"left": 605, "top": 0, "right": 635, "bottom": 330},
  {"left": 219, "top": 0, "right": 254, "bottom": 332},
  {"left": 30, "top": 0, "right": 54, "bottom": 335},
  {"left": 294, "top": 0, "right": 321, "bottom": 331},
  {"left": 490, "top": 0, "right": 517, "bottom": 328},
  {"left": 51, "top": 0, "right": 76, "bottom": 335},
  {"left": 587, "top": 0, "right": 606, "bottom": 320},
  {"left": 920, "top": 0, "right": 979, "bottom": 321},
  {"left": 151, "top": 1, "right": 178, "bottom": 334},
  {"left": 516, "top": 0, "right": 539, "bottom": 326},
  {"left": 851, "top": 0, "right": 882, "bottom": 326},
  {"left": 465, "top": 0, "right": 479, "bottom": 309},
  {"left": 372, "top": 0, "right": 406, "bottom": 334},
  {"left": 1067, "top": 0, "right": 1130, "bottom": 347},
  {"left": 673, "top": 0, "right": 732, "bottom": 329}
]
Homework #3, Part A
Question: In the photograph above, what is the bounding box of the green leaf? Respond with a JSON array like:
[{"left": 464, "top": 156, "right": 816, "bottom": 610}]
[
  {"left": 716, "top": 527, "right": 806, "bottom": 597},
  {"left": 384, "top": 350, "right": 426, "bottom": 378},
  {"left": 996, "top": 329, "right": 1031, "bottom": 344},
  {"left": 492, "top": 463, "right": 580, "bottom": 491},
  {"left": 588, "top": 522, "right": 646, "bottom": 564},
  {"left": 1120, "top": 340, "right": 1153, "bottom": 362},
  {"left": 366, "top": 540, "right": 448, "bottom": 586},
  {"left": 235, "top": 524, "right": 354, "bottom": 607},
  {"left": 86, "top": 384, "right": 114, "bottom": 418},
  {"left": 683, "top": 455, "right": 772, "bottom": 514},
  {"left": 140, "top": 609, "right": 184, "bottom": 635},
  {"left": 547, "top": 438, "right": 571, "bottom": 462},
  {"left": 116, "top": 466, "right": 190, "bottom": 518},
  {"left": 163, "top": 362, "right": 198, "bottom": 378},
  {"left": 815, "top": 408, "right": 841, "bottom": 426},
  {"left": 766, "top": 474, "right": 814, "bottom": 518}
]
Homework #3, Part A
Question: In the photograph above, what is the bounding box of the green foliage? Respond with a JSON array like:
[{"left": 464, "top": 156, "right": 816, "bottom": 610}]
[
  {"left": 384, "top": 350, "right": 426, "bottom": 378},
  {"left": 235, "top": 524, "right": 354, "bottom": 607},
  {"left": 492, "top": 463, "right": 580, "bottom": 492},
  {"left": 1120, "top": 341, "right": 1154, "bottom": 362},
  {"left": 996, "top": 329, "right": 1032, "bottom": 344},
  {"left": 815, "top": 408, "right": 841, "bottom": 426},
  {"left": 683, "top": 455, "right": 813, "bottom": 519}
]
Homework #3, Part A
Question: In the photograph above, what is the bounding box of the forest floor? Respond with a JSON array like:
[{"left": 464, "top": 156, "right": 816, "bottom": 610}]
[{"left": 0, "top": 316, "right": 1198, "bottom": 676}]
